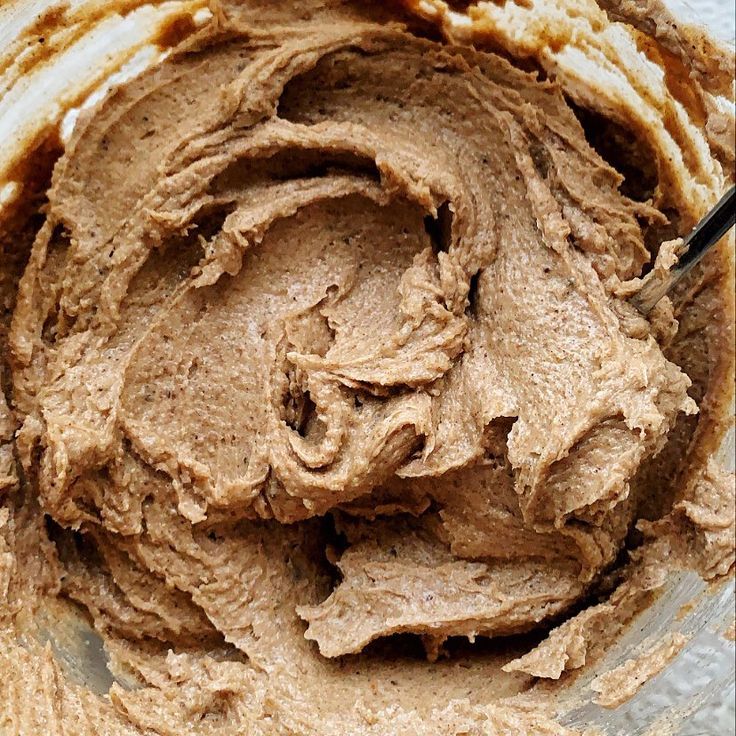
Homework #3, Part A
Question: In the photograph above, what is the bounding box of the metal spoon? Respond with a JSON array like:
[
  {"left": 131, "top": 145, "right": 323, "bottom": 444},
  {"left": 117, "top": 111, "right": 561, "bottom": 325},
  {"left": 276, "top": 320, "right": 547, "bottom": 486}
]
[{"left": 632, "top": 185, "right": 736, "bottom": 315}]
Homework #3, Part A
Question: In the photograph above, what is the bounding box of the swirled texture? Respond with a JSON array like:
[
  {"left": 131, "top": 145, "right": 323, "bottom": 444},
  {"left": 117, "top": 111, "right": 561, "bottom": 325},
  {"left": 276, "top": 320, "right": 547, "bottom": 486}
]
[{"left": 0, "top": 2, "right": 733, "bottom": 735}]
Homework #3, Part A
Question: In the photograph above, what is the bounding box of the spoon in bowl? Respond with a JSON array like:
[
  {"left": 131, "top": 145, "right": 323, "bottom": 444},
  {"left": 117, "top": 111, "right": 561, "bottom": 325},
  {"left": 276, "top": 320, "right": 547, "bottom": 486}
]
[{"left": 632, "top": 185, "right": 736, "bottom": 315}]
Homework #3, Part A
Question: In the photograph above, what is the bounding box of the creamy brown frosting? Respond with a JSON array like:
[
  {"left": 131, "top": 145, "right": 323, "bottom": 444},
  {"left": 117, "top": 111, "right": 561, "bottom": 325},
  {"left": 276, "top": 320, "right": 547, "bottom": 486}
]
[{"left": 0, "top": 1, "right": 734, "bottom": 734}]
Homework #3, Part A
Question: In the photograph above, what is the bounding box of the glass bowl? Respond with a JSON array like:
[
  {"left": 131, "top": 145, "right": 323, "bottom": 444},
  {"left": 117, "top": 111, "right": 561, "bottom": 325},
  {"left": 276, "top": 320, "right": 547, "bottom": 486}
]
[{"left": 10, "top": 1, "right": 736, "bottom": 734}]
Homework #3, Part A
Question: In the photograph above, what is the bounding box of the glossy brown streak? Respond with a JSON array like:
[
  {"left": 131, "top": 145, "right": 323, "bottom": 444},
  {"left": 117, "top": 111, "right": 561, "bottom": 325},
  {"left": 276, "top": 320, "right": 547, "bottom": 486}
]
[
  {"left": 627, "top": 30, "right": 709, "bottom": 188},
  {"left": 634, "top": 32, "right": 707, "bottom": 129},
  {"left": 0, "top": 5, "right": 66, "bottom": 77},
  {"left": 154, "top": 12, "right": 199, "bottom": 49}
]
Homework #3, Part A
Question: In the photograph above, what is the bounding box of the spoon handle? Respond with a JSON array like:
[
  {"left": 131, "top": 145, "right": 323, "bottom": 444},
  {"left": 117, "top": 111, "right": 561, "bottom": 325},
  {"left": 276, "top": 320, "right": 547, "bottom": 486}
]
[{"left": 633, "top": 185, "right": 736, "bottom": 315}]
